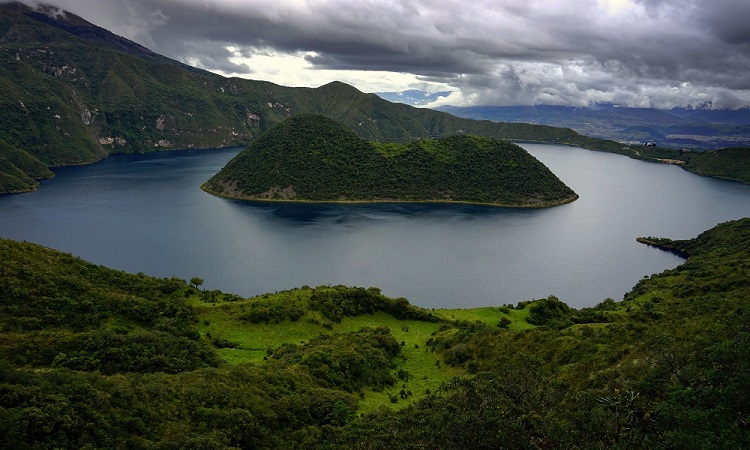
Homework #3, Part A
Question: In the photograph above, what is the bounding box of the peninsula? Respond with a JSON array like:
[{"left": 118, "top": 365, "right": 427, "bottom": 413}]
[{"left": 202, "top": 114, "right": 578, "bottom": 207}]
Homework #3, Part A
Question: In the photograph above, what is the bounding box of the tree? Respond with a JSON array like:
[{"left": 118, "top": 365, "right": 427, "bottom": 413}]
[{"left": 189, "top": 277, "right": 204, "bottom": 289}]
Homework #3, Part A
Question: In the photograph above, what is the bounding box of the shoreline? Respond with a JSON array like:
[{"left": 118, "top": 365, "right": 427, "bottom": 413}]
[
  {"left": 636, "top": 237, "right": 690, "bottom": 259},
  {"left": 200, "top": 183, "right": 579, "bottom": 209}
]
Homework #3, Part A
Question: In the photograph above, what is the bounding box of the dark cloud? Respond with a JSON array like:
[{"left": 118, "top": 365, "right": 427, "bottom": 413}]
[
  {"left": 694, "top": 0, "right": 750, "bottom": 45},
  {"left": 39, "top": 0, "right": 750, "bottom": 108}
]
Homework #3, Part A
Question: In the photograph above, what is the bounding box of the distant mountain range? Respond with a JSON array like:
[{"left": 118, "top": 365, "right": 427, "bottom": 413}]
[
  {"left": 437, "top": 103, "right": 750, "bottom": 150},
  {"left": 375, "top": 89, "right": 750, "bottom": 150}
]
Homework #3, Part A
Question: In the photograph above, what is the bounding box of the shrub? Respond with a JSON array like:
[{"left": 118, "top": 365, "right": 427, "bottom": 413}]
[{"left": 527, "top": 296, "right": 572, "bottom": 327}]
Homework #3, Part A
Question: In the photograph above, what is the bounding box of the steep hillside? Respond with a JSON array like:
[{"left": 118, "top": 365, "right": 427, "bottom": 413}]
[
  {"left": 0, "top": 2, "right": 624, "bottom": 194},
  {"left": 202, "top": 114, "right": 578, "bottom": 207},
  {"left": 0, "top": 1, "right": 247, "bottom": 169},
  {"left": 0, "top": 136, "right": 52, "bottom": 192}
]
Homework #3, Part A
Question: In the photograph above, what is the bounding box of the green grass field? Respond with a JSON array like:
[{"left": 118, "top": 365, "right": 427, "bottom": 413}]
[{"left": 190, "top": 288, "right": 536, "bottom": 412}]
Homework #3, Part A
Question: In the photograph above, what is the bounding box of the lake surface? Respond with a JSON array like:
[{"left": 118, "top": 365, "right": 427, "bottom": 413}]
[{"left": 1, "top": 143, "right": 749, "bottom": 309}]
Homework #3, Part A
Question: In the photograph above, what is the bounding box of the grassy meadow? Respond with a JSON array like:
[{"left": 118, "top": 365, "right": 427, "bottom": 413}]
[{"left": 189, "top": 287, "right": 535, "bottom": 412}]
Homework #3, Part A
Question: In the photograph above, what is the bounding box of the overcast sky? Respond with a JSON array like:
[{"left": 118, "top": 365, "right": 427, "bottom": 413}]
[{"left": 26, "top": 0, "right": 750, "bottom": 109}]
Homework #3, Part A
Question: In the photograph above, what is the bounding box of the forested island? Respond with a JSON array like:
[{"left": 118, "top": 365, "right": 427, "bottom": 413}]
[
  {"left": 1, "top": 218, "right": 749, "bottom": 448},
  {"left": 202, "top": 114, "right": 578, "bottom": 207}
]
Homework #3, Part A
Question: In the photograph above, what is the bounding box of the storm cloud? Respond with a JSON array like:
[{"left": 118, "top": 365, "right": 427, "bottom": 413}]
[{"left": 27, "top": 0, "right": 750, "bottom": 108}]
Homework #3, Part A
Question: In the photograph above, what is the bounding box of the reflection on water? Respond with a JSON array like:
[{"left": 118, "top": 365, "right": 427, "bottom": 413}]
[{"left": 228, "top": 200, "right": 536, "bottom": 226}]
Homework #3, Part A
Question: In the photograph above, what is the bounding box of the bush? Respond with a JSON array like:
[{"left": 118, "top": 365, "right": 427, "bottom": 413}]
[{"left": 526, "top": 296, "right": 572, "bottom": 327}]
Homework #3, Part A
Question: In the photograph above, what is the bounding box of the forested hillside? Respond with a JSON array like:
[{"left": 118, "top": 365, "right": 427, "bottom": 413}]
[
  {"left": 0, "top": 1, "right": 625, "bottom": 194},
  {"left": 202, "top": 114, "right": 578, "bottom": 206},
  {"left": 1, "top": 218, "right": 749, "bottom": 448},
  {"left": 679, "top": 147, "right": 750, "bottom": 183},
  {"left": 618, "top": 146, "right": 750, "bottom": 184}
]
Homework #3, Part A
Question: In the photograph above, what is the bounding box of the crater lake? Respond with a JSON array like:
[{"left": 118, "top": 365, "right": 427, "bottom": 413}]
[{"left": 1, "top": 143, "right": 749, "bottom": 309}]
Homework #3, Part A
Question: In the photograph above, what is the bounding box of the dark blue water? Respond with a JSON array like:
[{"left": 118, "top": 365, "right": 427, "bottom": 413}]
[{"left": 1, "top": 144, "right": 749, "bottom": 308}]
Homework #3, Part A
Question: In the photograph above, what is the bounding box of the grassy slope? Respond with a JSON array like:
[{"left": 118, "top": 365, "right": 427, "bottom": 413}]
[
  {"left": 200, "top": 305, "right": 466, "bottom": 412},
  {"left": 189, "top": 287, "right": 536, "bottom": 413},
  {"left": 0, "top": 238, "right": 221, "bottom": 374},
  {"left": 0, "top": 235, "right": 534, "bottom": 415}
]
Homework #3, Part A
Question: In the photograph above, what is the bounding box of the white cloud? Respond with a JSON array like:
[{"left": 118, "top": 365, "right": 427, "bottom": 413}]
[{"left": 214, "top": 47, "right": 451, "bottom": 93}]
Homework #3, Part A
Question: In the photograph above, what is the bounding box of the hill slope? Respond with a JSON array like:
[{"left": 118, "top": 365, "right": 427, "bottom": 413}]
[
  {"left": 680, "top": 146, "right": 750, "bottom": 182},
  {"left": 202, "top": 114, "right": 578, "bottom": 207},
  {"left": 0, "top": 2, "right": 625, "bottom": 194},
  {"left": 610, "top": 145, "right": 750, "bottom": 184}
]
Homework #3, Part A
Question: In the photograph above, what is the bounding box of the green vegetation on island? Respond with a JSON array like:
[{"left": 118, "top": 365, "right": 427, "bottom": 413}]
[
  {"left": 202, "top": 114, "right": 578, "bottom": 206},
  {"left": 2, "top": 217, "right": 750, "bottom": 448}
]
